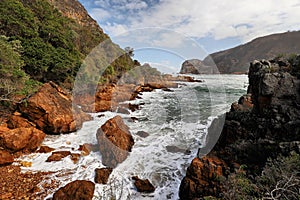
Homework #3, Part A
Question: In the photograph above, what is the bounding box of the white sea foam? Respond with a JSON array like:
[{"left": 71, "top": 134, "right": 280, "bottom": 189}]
[{"left": 18, "top": 74, "right": 247, "bottom": 200}]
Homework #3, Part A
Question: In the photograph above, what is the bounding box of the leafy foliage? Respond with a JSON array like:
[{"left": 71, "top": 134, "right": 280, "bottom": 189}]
[
  {"left": 0, "top": 0, "right": 136, "bottom": 89},
  {"left": 220, "top": 152, "right": 300, "bottom": 199},
  {"left": 0, "top": 36, "right": 41, "bottom": 102}
]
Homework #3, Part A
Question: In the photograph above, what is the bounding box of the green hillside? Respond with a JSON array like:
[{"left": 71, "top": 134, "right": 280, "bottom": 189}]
[{"left": 0, "top": 0, "right": 136, "bottom": 101}]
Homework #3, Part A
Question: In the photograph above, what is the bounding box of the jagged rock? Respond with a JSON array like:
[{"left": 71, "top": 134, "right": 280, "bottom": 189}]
[
  {"left": 46, "top": 151, "right": 71, "bottom": 162},
  {"left": 180, "top": 59, "right": 216, "bottom": 74},
  {"left": 18, "top": 82, "right": 91, "bottom": 134},
  {"left": 179, "top": 156, "right": 228, "bottom": 199},
  {"left": 180, "top": 58, "right": 300, "bottom": 198},
  {"left": 94, "top": 167, "right": 113, "bottom": 184},
  {"left": 96, "top": 115, "right": 134, "bottom": 168},
  {"left": 52, "top": 180, "right": 95, "bottom": 200},
  {"left": 0, "top": 127, "right": 45, "bottom": 153},
  {"left": 0, "top": 150, "right": 14, "bottom": 166},
  {"left": 132, "top": 176, "right": 155, "bottom": 193},
  {"left": 231, "top": 94, "right": 253, "bottom": 112}
]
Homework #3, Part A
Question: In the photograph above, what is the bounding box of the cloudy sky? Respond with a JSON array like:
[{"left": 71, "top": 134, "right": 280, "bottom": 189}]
[{"left": 79, "top": 0, "right": 300, "bottom": 73}]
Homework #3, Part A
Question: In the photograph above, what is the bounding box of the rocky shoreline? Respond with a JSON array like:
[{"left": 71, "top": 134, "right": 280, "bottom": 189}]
[
  {"left": 179, "top": 57, "right": 300, "bottom": 199},
  {"left": 0, "top": 74, "right": 201, "bottom": 199}
]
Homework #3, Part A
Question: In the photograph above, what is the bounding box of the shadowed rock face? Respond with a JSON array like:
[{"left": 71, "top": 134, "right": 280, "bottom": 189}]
[
  {"left": 96, "top": 115, "right": 134, "bottom": 168},
  {"left": 18, "top": 82, "right": 91, "bottom": 134},
  {"left": 52, "top": 180, "right": 95, "bottom": 200},
  {"left": 179, "top": 58, "right": 300, "bottom": 199}
]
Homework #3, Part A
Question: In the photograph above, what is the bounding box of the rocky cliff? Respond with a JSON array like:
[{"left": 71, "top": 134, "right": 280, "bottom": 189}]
[
  {"left": 180, "top": 59, "right": 218, "bottom": 74},
  {"left": 180, "top": 31, "right": 300, "bottom": 74},
  {"left": 179, "top": 56, "right": 300, "bottom": 199}
]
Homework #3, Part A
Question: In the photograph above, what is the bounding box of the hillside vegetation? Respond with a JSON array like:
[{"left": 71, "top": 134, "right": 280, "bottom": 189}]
[{"left": 0, "top": 0, "right": 136, "bottom": 102}]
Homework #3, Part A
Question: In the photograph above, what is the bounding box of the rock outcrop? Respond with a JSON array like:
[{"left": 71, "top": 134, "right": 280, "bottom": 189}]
[
  {"left": 179, "top": 57, "right": 300, "bottom": 199},
  {"left": 19, "top": 82, "right": 90, "bottom": 134},
  {"left": 180, "top": 59, "right": 217, "bottom": 74},
  {"left": 96, "top": 115, "right": 134, "bottom": 168},
  {"left": 52, "top": 180, "right": 95, "bottom": 200}
]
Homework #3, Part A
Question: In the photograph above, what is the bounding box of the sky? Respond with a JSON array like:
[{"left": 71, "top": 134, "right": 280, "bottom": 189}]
[{"left": 79, "top": 0, "right": 300, "bottom": 73}]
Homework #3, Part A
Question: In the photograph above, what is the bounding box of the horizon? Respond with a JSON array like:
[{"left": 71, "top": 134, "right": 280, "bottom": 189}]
[{"left": 79, "top": 0, "right": 300, "bottom": 73}]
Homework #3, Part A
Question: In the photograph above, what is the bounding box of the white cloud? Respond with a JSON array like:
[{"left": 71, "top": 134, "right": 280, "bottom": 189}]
[
  {"left": 89, "top": 8, "right": 111, "bottom": 21},
  {"left": 100, "top": 0, "right": 300, "bottom": 43}
]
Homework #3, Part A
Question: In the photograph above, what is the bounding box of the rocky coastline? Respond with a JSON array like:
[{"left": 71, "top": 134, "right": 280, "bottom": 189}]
[
  {"left": 179, "top": 57, "right": 300, "bottom": 199},
  {"left": 0, "top": 73, "right": 201, "bottom": 199}
]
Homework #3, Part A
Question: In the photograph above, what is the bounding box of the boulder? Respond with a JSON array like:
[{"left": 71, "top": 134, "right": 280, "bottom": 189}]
[
  {"left": 94, "top": 167, "right": 113, "bottom": 184},
  {"left": 132, "top": 176, "right": 155, "bottom": 193},
  {"left": 18, "top": 82, "right": 91, "bottom": 134},
  {"left": 96, "top": 115, "right": 134, "bottom": 168},
  {"left": 0, "top": 127, "right": 45, "bottom": 153},
  {"left": 52, "top": 180, "right": 95, "bottom": 200},
  {"left": 179, "top": 156, "right": 227, "bottom": 199},
  {"left": 0, "top": 150, "right": 14, "bottom": 166}
]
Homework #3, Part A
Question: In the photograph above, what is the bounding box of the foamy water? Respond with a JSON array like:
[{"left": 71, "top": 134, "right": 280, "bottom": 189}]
[{"left": 18, "top": 74, "right": 248, "bottom": 200}]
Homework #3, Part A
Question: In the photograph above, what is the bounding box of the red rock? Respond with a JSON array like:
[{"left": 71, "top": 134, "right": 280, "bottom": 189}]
[
  {"left": 96, "top": 115, "right": 134, "bottom": 168},
  {"left": 46, "top": 151, "right": 71, "bottom": 162},
  {"left": 0, "top": 150, "right": 14, "bottom": 166},
  {"left": 18, "top": 82, "right": 91, "bottom": 134},
  {"left": 94, "top": 167, "right": 113, "bottom": 184},
  {"left": 52, "top": 180, "right": 95, "bottom": 200},
  {"left": 7, "top": 115, "right": 34, "bottom": 129},
  {"left": 0, "top": 127, "right": 45, "bottom": 153},
  {"left": 78, "top": 143, "right": 98, "bottom": 156},
  {"left": 70, "top": 153, "right": 81, "bottom": 164},
  {"left": 132, "top": 176, "right": 155, "bottom": 193},
  {"left": 37, "top": 145, "right": 55, "bottom": 153},
  {"left": 179, "top": 156, "right": 228, "bottom": 199}
]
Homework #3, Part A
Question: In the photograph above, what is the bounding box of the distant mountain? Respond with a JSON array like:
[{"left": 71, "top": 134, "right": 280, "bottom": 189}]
[{"left": 180, "top": 31, "right": 300, "bottom": 74}]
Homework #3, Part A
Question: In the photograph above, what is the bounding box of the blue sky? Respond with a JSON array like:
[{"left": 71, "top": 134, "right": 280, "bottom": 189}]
[{"left": 79, "top": 0, "right": 300, "bottom": 73}]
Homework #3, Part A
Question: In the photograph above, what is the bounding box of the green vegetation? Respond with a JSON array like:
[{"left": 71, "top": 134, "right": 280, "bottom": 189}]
[
  {"left": 220, "top": 152, "right": 300, "bottom": 199},
  {"left": 0, "top": 35, "right": 41, "bottom": 103},
  {"left": 0, "top": 0, "right": 137, "bottom": 101}
]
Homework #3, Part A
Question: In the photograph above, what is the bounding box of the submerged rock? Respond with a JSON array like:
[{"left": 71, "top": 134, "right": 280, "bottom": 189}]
[
  {"left": 136, "top": 131, "right": 149, "bottom": 138},
  {"left": 52, "top": 180, "right": 95, "bottom": 200},
  {"left": 96, "top": 115, "right": 134, "bottom": 168}
]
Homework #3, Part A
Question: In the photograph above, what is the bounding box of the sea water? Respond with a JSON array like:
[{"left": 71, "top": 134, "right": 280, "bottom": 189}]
[{"left": 19, "top": 74, "right": 248, "bottom": 200}]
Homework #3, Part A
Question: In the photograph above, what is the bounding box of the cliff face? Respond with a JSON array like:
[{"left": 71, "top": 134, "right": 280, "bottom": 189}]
[
  {"left": 179, "top": 56, "right": 300, "bottom": 199},
  {"left": 180, "top": 59, "right": 218, "bottom": 74}
]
